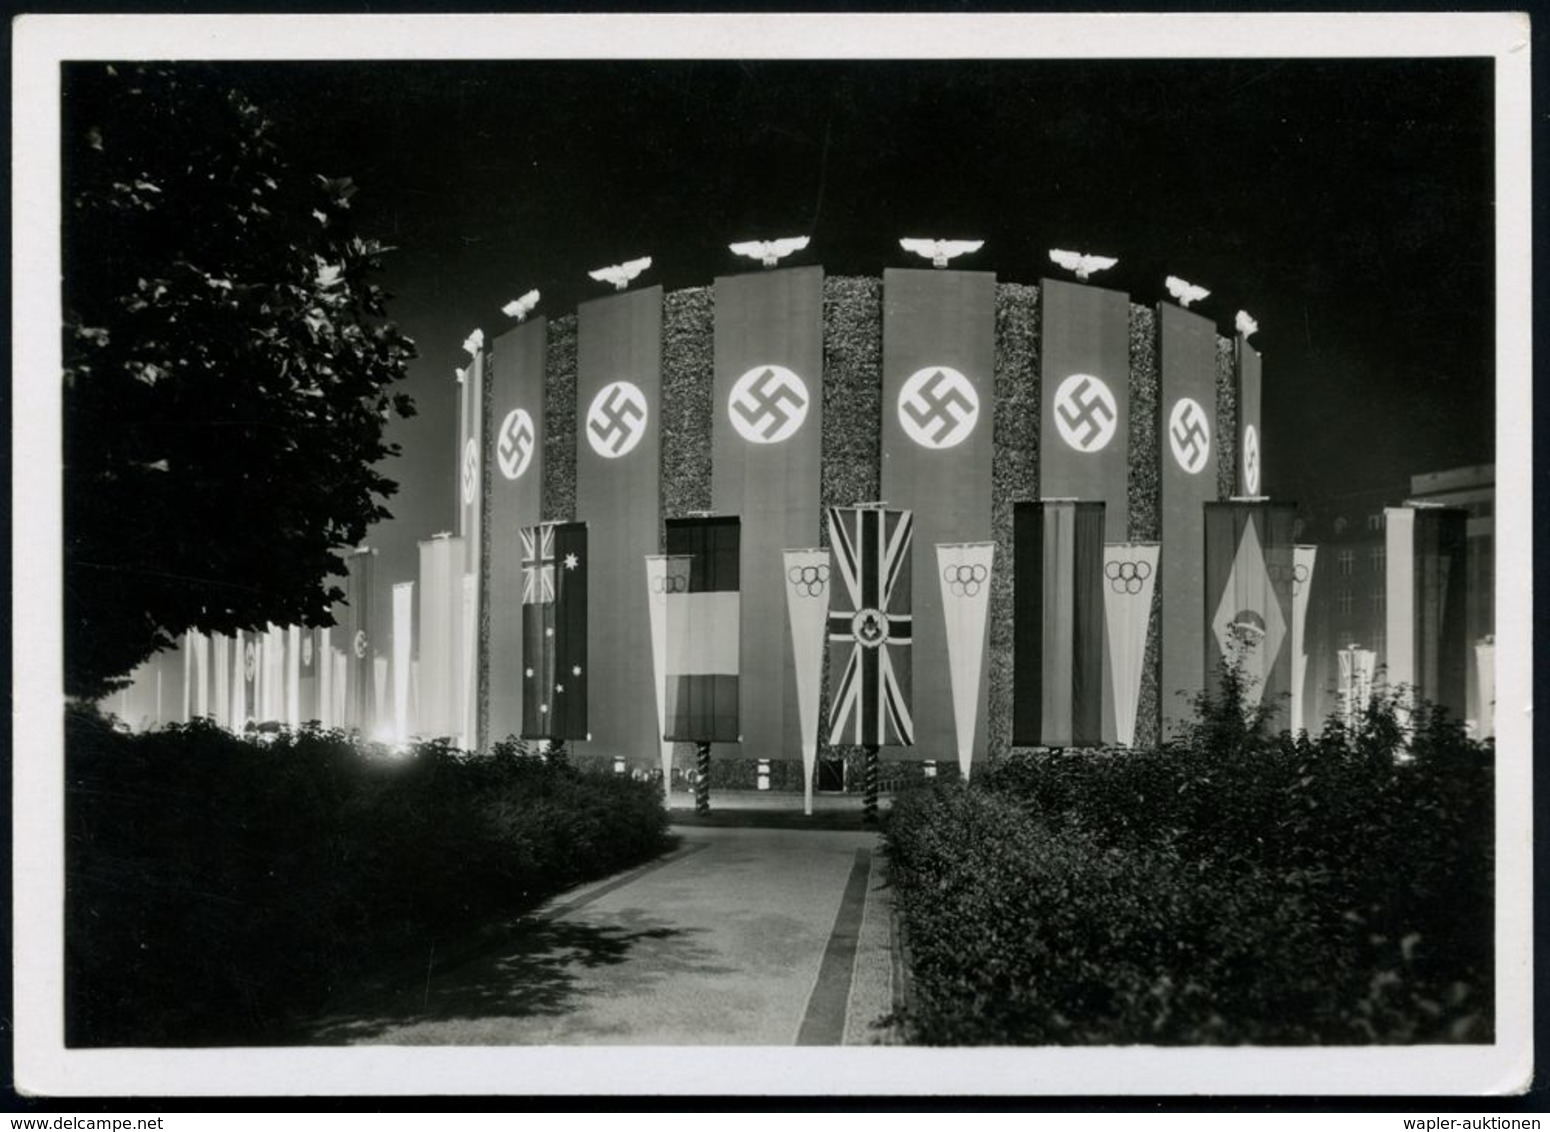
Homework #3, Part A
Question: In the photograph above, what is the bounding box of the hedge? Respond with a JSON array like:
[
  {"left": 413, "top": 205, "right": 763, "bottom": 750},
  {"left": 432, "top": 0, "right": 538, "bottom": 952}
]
[
  {"left": 884, "top": 672, "right": 1494, "bottom": 1045},
  {"left": 65, "top": 708, "right": 670, "bottom": 1046}
]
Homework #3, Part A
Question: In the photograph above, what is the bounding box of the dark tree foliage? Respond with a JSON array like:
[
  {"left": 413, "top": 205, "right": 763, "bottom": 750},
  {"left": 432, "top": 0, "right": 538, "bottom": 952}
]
[{"left": 62, "top": 64, "right": 416, "bottom": 698}]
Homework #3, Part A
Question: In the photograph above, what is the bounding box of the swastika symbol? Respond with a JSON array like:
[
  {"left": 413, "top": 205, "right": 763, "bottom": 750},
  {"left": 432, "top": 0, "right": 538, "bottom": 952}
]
[
  {"left": 728, "top": 365, "right": 809, "bottom": 444},
  {"left": 497, "top": 408, "right": 535, "bottom": 480},
  {"left": 353, "top": 629, "right": 367, "bottom": 659},
  {"left": 1168, "top": 397, "right": 1211, "bottom": 475},
  {"left": 586, "top": 381, "right": 648, "bottom": 459},
  {"left": 1053, "top": 373, "right": 1118, "bottom": 453},
  {"left": 897, "top": 366, "right": 980, "bottom": 450},
  {"left": 461, "top": 437, "right": 479, "bottom": 505},
  {"left": 1243, "top": 424, "right": 1261, "bottom": 495}
]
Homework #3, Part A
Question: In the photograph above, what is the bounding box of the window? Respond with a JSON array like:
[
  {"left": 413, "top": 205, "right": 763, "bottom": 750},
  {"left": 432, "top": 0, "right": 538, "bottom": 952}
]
[
  {"left": 1371, "top": 545, "right": 1386, "bottom": 572},
  {"left": 1337, "top": 589, "right": 1353, "bottom": 616},
  {"left": 1339, "top": 549, "right": 1355, "bottom": 576},
  {"left": 1367, "top": 512, "right": 1384, "bottom": 532},
  {"left": 1370, "top": 588, "right": 1385, "bottom": 614}
]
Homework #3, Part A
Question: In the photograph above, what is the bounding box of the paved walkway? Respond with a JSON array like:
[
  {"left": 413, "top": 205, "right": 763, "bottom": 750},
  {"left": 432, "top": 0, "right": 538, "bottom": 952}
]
[{"left": 301, "top": 823, "right": 897, "bottom": 1046}]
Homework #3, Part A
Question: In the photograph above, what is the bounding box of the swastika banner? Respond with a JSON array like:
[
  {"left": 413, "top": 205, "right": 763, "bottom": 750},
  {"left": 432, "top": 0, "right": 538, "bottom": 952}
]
[
  {"left": 1205, "top": 501, "right": 1295, "bottom": 729},
  {"left": 1237, "top": 337, "right": 1263, "bottom": 496},
  {"left": 712, "top": 266, "right": 823, "bottom": 762},
  {"left": 489, "top": 316, "right": 546, "bottom": 744},
  {"left": 1013, "top": 501, "right": 1106, "bottom": 747},
  {"left": 1040, "top": 278, "right": 1130, "bottom": 540},
  {"left": 1158, "top": 301, "right": 1219, "bottom": 736},
  {"left": 456, "top": 347, "right": 484, "bottom": 747},
  {"left": 576, "top": 286, "right": 662, "bottom": 765},
  {"left": 881, "top": 268, "right": 994, "bottom": 762}
]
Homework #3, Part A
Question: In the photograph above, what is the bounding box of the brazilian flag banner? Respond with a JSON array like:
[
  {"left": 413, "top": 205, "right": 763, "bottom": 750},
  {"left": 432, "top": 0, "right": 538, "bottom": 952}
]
[{"left": 1204, "top": 501, "right": 1295, "bottom": 729}]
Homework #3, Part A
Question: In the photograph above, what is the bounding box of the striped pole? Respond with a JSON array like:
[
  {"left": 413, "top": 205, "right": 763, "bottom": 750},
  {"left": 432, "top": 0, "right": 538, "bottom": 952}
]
[
  {"left": 863, "top": 744, "right": 879, "bottom": 824},
  {"left": 695, "top": 741, "right": 711, "bottom": 815}
]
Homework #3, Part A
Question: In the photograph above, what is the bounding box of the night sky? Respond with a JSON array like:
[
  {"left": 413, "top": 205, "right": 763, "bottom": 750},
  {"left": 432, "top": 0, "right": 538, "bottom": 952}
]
[{"left": 220, "top": 57, "right": 1495, "bottom": 594}]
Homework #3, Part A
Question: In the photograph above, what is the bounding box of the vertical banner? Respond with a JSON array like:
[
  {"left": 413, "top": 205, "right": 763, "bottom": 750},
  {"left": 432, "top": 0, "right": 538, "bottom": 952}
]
[
  {"left": 1102, "top": 541, "right": 1160, "bottom": 748},
  {"left": 239, "top": 629, "right": 258, "bottom": 728},
  {"left": 1475, "top": 637, "right": 1495, "bottom": 738},
  {"left": 1388, "top": 505, "right": 1469, "bottom": 719},
  {"left": 331, "top": 649, "right": 347, "bottom": 727},
  {"left": 521, "top": 522, "right": 589, "bottom": 741},
  {"left": 1236, "top": 337, "right": 1263, "bottom": 496},
  {"left": 393, "top": 582, "right": 414, "bottom": 742},
  {"left": 1040, "top": 278, "right": 1131, "bottom": 539},
  {"left": 297, "top": 625, "right": 319, "bottom": 724},
  {"left": 286, "top": 626, "right": 300, "bottom": 729},
  {"left": 457, "top": 348, "right": 485, "bottom": 748},
  {"left": 416, "top": 535, "right": 464, "bottom": 739},
  {"left": 882, "top": 268, "right": 994, "bottom": 761},
  {"left": 576, "top": 286, "right": 662, "bottom": 766},
  {"left": 489, "top": 317, "right": 547, "bottom": 744},
  {"left": 936, "top": 542, "right": 994, "bottom": 780},
  {"left": 264, "top": 624, "right": 286, "bottom": 723},
  {"left": 1013, "top": 501, "right": 1106, "bottom": 747},
  {"left": 1159, "top": 302, "right": 1219, "bottom": 735},
  {"left": 827, "top": 506, "right": 914, "bottom": 747},
  {"left": 1340, "top": 645, "right": 1378, "bottom": 727},
  {"left": 343, "top": 548, "right": 376, "bottom": 732},
  {"left": 783, "top": 548, "right": 832, "bottom": 813},
  {"left": 211, "top": 633, "right": 230, "bottom": 729},
  {"left": 646, "top": 555, "right": 687, "bottom": 796},
  {"left": 664, "top": 517, "right": 741, "bottom": 743},
  {"left": 181, "top": 633, "right": 194, "bottom": 722},
  {"left": 1205, "top": 502, "right": 1295, "bottom": 727},
  {"left": 373, "top": 657, "right": 390, "bottom": 739},
  {"left": 316, "top": 627, "right": 333, "bottom": 729},
  {"left": 1290, "top": 545, "right": 1318, "bottom": 734},
  {"left": 712, "top": 266, "right": 823, "bottom": 763}
]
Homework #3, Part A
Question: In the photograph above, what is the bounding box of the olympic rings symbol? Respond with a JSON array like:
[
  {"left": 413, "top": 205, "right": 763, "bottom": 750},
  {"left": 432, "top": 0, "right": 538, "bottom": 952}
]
[
  {"left": 787, "top": 563, "right": 829, "bottom": 598},
  {"left": 1104, "top": 558, "right": 1154, "bottom": 595},
  {"left": 942, "top": 562, "right": 988, "bottom": 598},
  {"left": 652, "top": 574, "right": 689, "bottom": 595}
]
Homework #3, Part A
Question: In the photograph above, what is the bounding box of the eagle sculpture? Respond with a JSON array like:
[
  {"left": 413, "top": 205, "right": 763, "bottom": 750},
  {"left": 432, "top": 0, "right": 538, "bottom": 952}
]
[
  {"left": 1235, "top": 310, "right": 1259, "bottom": 340},
  {"left": 1049, "top": 248, "right": 1118, "bottom": 282},
  {"left": 729, "top": 236, "right": 810, "bottom": 268},
  {"left": 588, "top": 256, "right": 653, "bottom": 291},
  {"left": 502, "top": 289, "right": 540, "bottom": 321},
  {"left": 900, "top": 238, "right": 984, "bottom": 269},
  {"left": 462, "top": 328, "right": 484, "bottom": 356},
  {"left": 1165, "top": 276, "right": 1210, "bottom": 309}
]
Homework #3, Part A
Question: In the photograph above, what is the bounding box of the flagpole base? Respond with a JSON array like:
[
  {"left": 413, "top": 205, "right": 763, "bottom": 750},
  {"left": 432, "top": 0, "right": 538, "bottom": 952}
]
[
  {"left": 695, "top": 741, "right": 711, "bottom": 815},
  {"left": 863, "top": 744, "right": 879, "bottom": 825}
]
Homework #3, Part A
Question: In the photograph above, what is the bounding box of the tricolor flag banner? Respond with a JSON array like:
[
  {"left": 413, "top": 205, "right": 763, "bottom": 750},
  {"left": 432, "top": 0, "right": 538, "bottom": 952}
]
[
  {"left": 239, "top": 629, "right": 259, "bottom": 728},
  {"left": 827, "top": 506, "right": 914, "bottom": 748},
  {"left": 1339, "top": 645, "right": 1378, "bottom": 727},
  {"left": 457, "top": 346, "right": 485, "bottom": 746},
  {"left": 1475, "top": 637, "right": 1495, "bottom": 739},
  {"left": 1290, "top": 545, "right": 1318, "bottom": 734},
  {"left": 1236, "top": 336, "right": 1263, "bottom": 497},
  {"left": 712, "top": 266, "right": 823, "bottom": 763},
  {"left": 1205, "top": 502, "right": 1295, "bottom": 726},
  {"left": 664, "top": 516, "right": 741, "bottom": 743},
  {"left": 1013, "top": 501, "right": 1106, "bottom": 748},
  {"left": 577, "top": 286, "right": 662, "bottom": 767},
  {"left": 882, "top": 269, "right": 994, "bottom": 760},
  {"left": 211, "top": 633, "right": 230, "bottom": 728},
  {"left": 1158, "top": 301, "right": 1219, "bottom": 735},
  {"left": 1101, "top": 541, "right": 1160, "bottom": 748},
  {"left": 416, "top": 535, "right": 465, "bottom": 739},
  {"left": 1040, "top": 278, "right": 1130, "bottom": 540},
  {"left": 1385, "top": 504, "right": 1469, "bottom": 719},
  {"left": 343, "top": 548, "right": 377, "bottom": 732},
  {"left": 782, "top": 548, "right": 832, "bottom": 813},
  {"left": 489, "top": 317, "right": 546, "bottom": 743},
  {"left": 646, "top": 554, "right": 690, "bottom": 791},
  {"left": 393, "top": 582, "right": 414, "bottom": 742},
  {"left": 937, "top": 541, "right": 994, "bottom": 780},
  {"left": 521, "top": 522, "right": 588, "bottom": 741},
  {"left": 297, "top": 625, "right": 319, "bottom": 725}
]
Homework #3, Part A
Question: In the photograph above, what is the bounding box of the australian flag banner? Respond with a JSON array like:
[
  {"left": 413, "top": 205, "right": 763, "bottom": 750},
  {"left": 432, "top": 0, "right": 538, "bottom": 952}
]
[
  {"left": 664, "top": 516, "right": 741, "bottom": 743},
  {"left": 520, "top": 521, "right": 588, "bottom": 741},
  {"left": 827, "top": 505, "right": 914, "bottom": 748},
  {"left": 1205, "top": 501, "right": 1295, "bottom": 724}
]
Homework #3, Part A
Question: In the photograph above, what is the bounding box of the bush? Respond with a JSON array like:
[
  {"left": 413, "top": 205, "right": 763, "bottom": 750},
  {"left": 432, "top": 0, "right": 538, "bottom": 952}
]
[
  {"left": 884, "top": 664, "right": 1493, "bottom": 1045},
  {"left": 66, "top": 708, "right": 671, "bottom": 1046}
]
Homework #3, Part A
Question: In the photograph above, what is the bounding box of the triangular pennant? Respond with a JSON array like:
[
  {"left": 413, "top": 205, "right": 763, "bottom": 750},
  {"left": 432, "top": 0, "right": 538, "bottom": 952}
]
[
  {"left": 936, "top": 542, "right": 993, "bottom": 780},
  {"left": 1102, "top": 542, "right": 1160, "bottom": 748},
  {"left": 783, "top": 548, "right": 832, "bottom": 813}
]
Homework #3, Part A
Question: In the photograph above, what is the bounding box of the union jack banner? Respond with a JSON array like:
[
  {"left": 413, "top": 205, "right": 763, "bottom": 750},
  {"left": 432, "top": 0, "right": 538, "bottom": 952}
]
[
  {"left": 827, "top": 506, "right": 914, "bottom": 747},
  {"left": 521, "top": 524, "right": 555, "bottom": 605}
]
